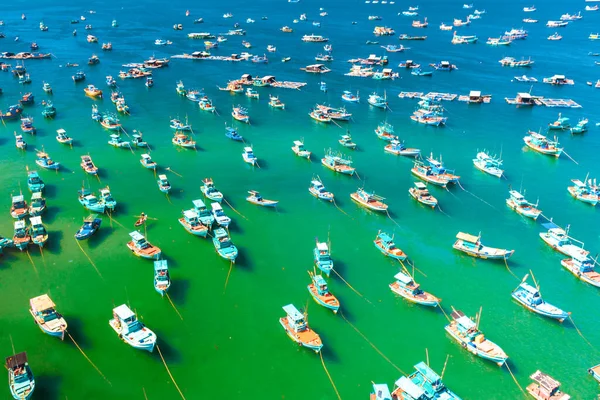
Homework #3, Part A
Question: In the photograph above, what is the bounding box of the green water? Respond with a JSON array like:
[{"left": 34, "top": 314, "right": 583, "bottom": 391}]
[{"left": 1, "top": 0, "right": 600, "bottom": 399}]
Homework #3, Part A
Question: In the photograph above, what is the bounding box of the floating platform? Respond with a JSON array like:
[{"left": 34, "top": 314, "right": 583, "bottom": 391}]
[
  {"left": 271, "top": 81, "right": 307, "bottom": 89},
  {"left": 537, "top": 98, "right": 582, "bottom": 108},
  {"left": 398, "top": 92, "right": 457, "bottom": 101},
  {"left": 398, "top": 91, "right": 424, "bottom": 98}
]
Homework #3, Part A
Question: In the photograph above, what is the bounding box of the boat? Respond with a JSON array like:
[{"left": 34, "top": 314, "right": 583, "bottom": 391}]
[
  {"left": 198, "top": 97, "right": 216, "bottom": 112},
  {"left": 153, "top": 260, "right": 171, "bottom": 296},
  {"left": 29, "top": 294, "right": 67, "bottom": 339},
  {"left": 279, "top": 304, "right": 322, "bottom": 352},
  {"left": 314, "top": 240, "right": 334, "bottom": 276},
  {"left": 540, "top": 223, "right": 588, "bottom": 258},
  {"left": 140, "top": 154, "right": 157, "bottom": 170},
  {"left": 430, "top": 61, "right": 457, "bottom": 71},
  {"left": 291, "top": 140, "right": 311, "bottom": 159},
  {"left": 309, "top": 109, "right": 331, "bottom": 123},
  {"left": 211, "top": 203, "right": 231, "bottom": 227},
  {"left": 300, "top": 64, "right": 331, "bottom": 74},
  {"left": 526, "top": 371, "right": 570, "bottom": 400},
  {"left": 408, "top": 182, "right": 438, "bottom": 208},
  {"left": 368, "top": 92, "right": 388, "bottom": 108},
  {"left": 55, "top": 128, "right": 73, "bottom": 145},
  {"left": 19, "top": 93, "right": 34, "bottom": 105},
  {"left": 302, "top": 34, "right": 328, "bottom": 43},
  {"left": 385, "top": 140, "right": 420, "bottom": 157},
  {"left": 309, "top": 179, "right": 334, "bottom": 201},
  {"left": 440, "top": 22, "right": 453, "bottom": 31},
  {"left": 506, "top": 190, "right": 542, "bottom": 219},
  {"left": 41, "top": 101, "right": 56, "bottom": 118},
  {"left": 201, "top": 178, "right": 223, "bottom": 202},
  {"left": 445, "top": 309, "right": 508, "bottom": 366},
  {"left": 127, "top": 231, "right": 161, "bottom": 260},
  {"left": 5, "top": 352, "right": 35, "bottom": 400},
  {"left": 75, "top": 215, "right": 101, "bottom": 240},
  {"left": 486, "top": 37, "right": 512, "bottom": 46},
  {"left": 268, "top": 95, "right": 285, "bottom": 109},
  {"left": 453, "top": 232, "right": 514, "bottom": 260},
  {"left": 109, "top": 304, "right": 157, "bottom": 352},
  {"left": 389, "top": 270, "right": 440, "bottom": 307},
  {"left": 225, "top": 126, "right": 243, "bottom": 142},
  {"left": 42, "top": 82, "right": 52, "bottom": 94},
  {"left": 15, "top": 134, "right": 27, "bottom": 150},
  {"left": 512, "top": 275, "right": 569, "bottom": 322},
  {"left": 13, "top": 220, "right": 31, "bottom": 251},
  {"left": 391, "top": 362, "right": 461, "bottom": 400},
  {"left": 212, "top": 227, "right": 238, "bottom": 261},
  {"left": 523, "top": 18, "right": 538, "bottom": 23},
  {"left": 29, "top": 216, "right": 48, "bottom": 247},
  {"left": 242, "top": 147, "right": 257, "bottom": 165},
  {"left": 282, "top": 57, "right": 291, "bottom": 62},
  {"left": 246, "top": 190, "right": 279, "bottom": 207},
  {"left": 100, "top": 114, "right": 121, "bottom": 130},
  {"left": 568, "top": 177, "right": 599, "bottom": 206},
  {"left": 131, "top": 132, "right": 148, "bottom": 148},
  {"left": 452, "top": 32, "right": 478, "bottom": 44},
  {"left": 88, "top": 55, "right": 100, "bottom": 65},
  {"left": 10, "top": 195, "right": 28, "bottom": 219},
  {"left": 514, "top": 75, "right": 537, "bottom": 82},
  {"left": 108, "top": 134, "right": 130, "bottom": 148},
  {"left": 157, "top": 174, "right": 171, "bottom": 193},
  {"left": 542, "top": 74, "right": 574, "bottom": 85},
  {"left": 562, "top": 253, "right": 600, "bottom": 288},
  {"left": 548, "top": 113, "right": 570, "bottom": 130},
  {"left": 548, "top": 33, "right": 562, "bottom": 41},
  {"left": 411, "top": 68, "right": 434, "bottom": 76},
  {"left": 246, "top": 88, "right": 259, "bottom": 99},
  {"left": 341, "top": 90, "right": 359, "bottom": 103},
  {"left": 84, "top": 84, "right": 102, "bottom": 98},
  {"left": 374, "top": 231, "right": 407, "bottom": 260},
  {"left": 374, "top": 122, "right": 396, "bottom": 141},
  {"left": 28, "top": 192, "right": 46, "bottom": 216},
  {"left": 112, "top": 19, "right": 118, "bottom": 27},
  {"left": 191, "top": 199, "right": 214, "bottom": 227},
  {"left": 473, "top": 151, "right": 503, "bottom": 178},
  {"left": 547, "top": 20, "right": 568, "bottom": 28},
  {"left": 570, "top": 118, "right": 589, "bottom": 134},
  {"left": 523, "top": 132, "right": 563, "bottom": 158},
  {"left": 587, "top": 5, "right": 599, "bottom": 11},
  {"left": 339, "top": 134, "right": 357, "bottom": 150},
  {"left": 80, "top": 155, "right": 98, "bottom": 175},
  {"left": 172, "top": 133, "right": 196, "bottom": 149},
  {"left": 232, "top": 106, "right": 250, "bottom": 123},
  {"left": 524, "top": 6, "right": 536, "bottom": 12},
  {"left": 308, "top": 271, "right": 340, "bottom": 313},
  {"left": 411, "top": 156, "right": 460, "bottom": 187},
  {"left": 350, "top": 188, "right": 388, "bottom": 212},
  {"left": 321, "top": 150, "right": 355, "bottom": 175},
  {"left": 178, "top": 209, "right": 208, "bottom": 237},
  {"left": 72, "top": 71, "right": 86, "bottom": 82},
  {"left": 0, "top": 105, "right": 23, "bottom": 121},
  {"left": 35, "top": 150, "right": 60, "bottom": 170},
  {"left": 27, "top": 171, "right": 44, "bottom": 193},
  {"left": 105, "top": 75, "right": 117, "bottom": 87}
]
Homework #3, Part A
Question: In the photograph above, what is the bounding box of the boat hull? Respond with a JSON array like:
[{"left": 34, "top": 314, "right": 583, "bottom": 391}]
[
  {"left": 126, "top": 242, "right": 162, "bottom": 260},
  {"left": 511, "top": 293, "right": 569, "bottom": 322},
  {"left": 373, "top": 240, "right": 407, "bottom": 260},
  {"left": 444, "top": 326, "right": 507, "bottom": 366},
  {"left": 350, "top": 193, "right": 388, "bottom": 212},
  {"left": 178, "top": 218, "right": 208, "bottom": 237},
  {"left": 109, "top": 320, "right": 156, "bottom": 352},
  {"left": 279, "top": 318, "right": 323, "bottom": 353},
  {"left": 389, "top": 283, "right": 439, "bottom": 307},
  {"left": 308, "top": 285, "right": 340, "bottom": 313}
]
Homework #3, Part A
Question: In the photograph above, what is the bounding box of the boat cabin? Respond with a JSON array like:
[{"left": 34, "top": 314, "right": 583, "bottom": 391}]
[
  {"left": 450, "top": 310, "right": 478, "bottom": 335},
  {"left": 112, "top": 304, "right": 141, "bottom": 332},
  {"left": 313, "top": 274, "right": 330, "bottom": 296},
  {"left": 371, "top": 383, "right": 392, "bottom": 400},
  {"left": 394, "top": 376, "right": 426, "bottom": 399},
  {"left": 12, "top": 194, "right": 26, "bottom": 208},
  {"left": 394, "top": 271, "right": 418, "bottom": 290},
  {"left": 456, "top": 231, "right": 482, "bottom": 250},
  {"left": 412, "top": 361, "right": 445, "bottom": 389},
  {"left": 129, "top": 231, "right": 150, "bottom": 249},
  {"left": 192, "top": 199, "right": 210, "bottom": 214},
  {"left": 5, "top": 352, "right": 29, "bottom": 378},
  {"left": 154, "top": 260, "right": 169, "bottom": 281},
  {"left": 515, "top": 282, "right": 542, "bottom": 305},
  {"left": 316, "top": 242, "right": 331, "bottom": 260},
  {"left": 182, "top": 209, "right": 200, "bottom": 225},
  {"left": 414, "top": 182, "right": 428, "bottom": 191},
  {"left": 527, "top": 370, "right": 569, "bottom": 400},
  {"left": 516, "top": 92, "right": 535, "bottom": 105},
  {"left": 282, "top": 304, "right": 307, "bottom": 332},
  {"left": 30, "top": 294, "right": 57, "bottom": 318},
  {"left": 213, "top": 227, "right": 233, "bottom": 247}
]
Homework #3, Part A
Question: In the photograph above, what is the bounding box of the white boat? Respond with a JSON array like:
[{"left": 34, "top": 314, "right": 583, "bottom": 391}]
[
  {"left": 109, "top": 304, "right": 156, "bottom": 352},
  {"left": 211, "top": 202, "right": 231, "bottom": 227},
  {"left": 473, "top": 151, "right": 503, "bottom": 178},
  {"left": 242, "top": 146, "right": 257, "bottom": 165},
  {"left": 539, "top": 223, "right": 588, "bottom": 258}
]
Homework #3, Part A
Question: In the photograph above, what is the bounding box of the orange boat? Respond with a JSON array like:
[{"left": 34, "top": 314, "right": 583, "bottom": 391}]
[
  {"left": 84, "top": 84, "right": 102, "bottom": 98},
  {"left": 279, "top": 304, "right": 323, "bottom": 352},
  {"left": 126, "top": 231, "right": 161, "bottom": 260}
]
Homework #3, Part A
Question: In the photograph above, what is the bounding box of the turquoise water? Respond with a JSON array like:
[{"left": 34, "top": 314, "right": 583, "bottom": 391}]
[{"left": 1, "top": 0, "right": 600, "bottom": 399}]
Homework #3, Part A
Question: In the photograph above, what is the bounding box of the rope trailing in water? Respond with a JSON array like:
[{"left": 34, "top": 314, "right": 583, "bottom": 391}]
[
  {"left": 223, "top": 260, "right": 234, "bottom": 294},
  {"left": 166, "top": 167, "right": 183, "bottom": 178},
  {"left": 340, "top": 310, "right": 405, "bottom": 375},
  {"left": 436, "top": 204, "right": 451, "bottom": 218},
  {"left": 222, "top": 198, "right": 248, "bottom": 220},
  {"left": 568, "top": 315, "right": 596, "bottom": 351},
  {"left": 319, "top": 351, "right": 342, "bottom": 400},
  {"left": 166, "top": 194, "right": 173, "bottom": 205},
  {"left": 354, "top": 170, "right": 362, "bottom": 181},
  {"left": 143, "top": 388, "right": 148, "bottom": 400},
  {"left": 561, "top": 150, "right": 579, "bottom": 165},
  {"left": 74, "top": 239, "right": 104, "bottom": 279},
  {"left": 504, "top": 362, "right": 527, "bottom": 397},
  {"left": 438, "top": 305, "right": 452, "bottom": 323},
  {"left": 39, "top": 246, "right": 47, "bottom": 268},
  {"left": 503, "top": 257, "right": 519, "bottom": 280},
  {"left": 67, "top": 332, "right": 111, "bottom": 385},
  {"left": 385, "top": 210, "right": 402, "bottom": 229},
  {"left": 25, "top": 250, "right": 39, "bottom": 276},
  {"left": 332, "top": 268, "right": 371, "bottom": 304},
  {"left": 331, "top": 119, "right": 343, "bottom": 129},
  {"left": 456, "top": 181, "right": 497, "bottom": 210},
  {"left": 107, "top": 211, "right": 126, "bottom": 229},
  {"left": 156, "top": 345, "right": 186, "bottom": 400},
  {"left": 331, "top": 198, "right": 352, "bottom": 218},
  {"left": 165, "top": 293, "right": 184, "bottom": 321},
  {"left": 400, "top": 259, "right": 427, "bottom": 278}
]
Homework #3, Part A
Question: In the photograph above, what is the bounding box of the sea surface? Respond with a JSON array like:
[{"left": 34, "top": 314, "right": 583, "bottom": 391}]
[{"left": 1, "top": 0, "right": 600, "bottom": 399}]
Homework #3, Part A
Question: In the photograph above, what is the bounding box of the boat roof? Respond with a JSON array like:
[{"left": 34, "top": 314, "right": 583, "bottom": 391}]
[
  {"left": 311, "top": 180, "right": 323, "bottom": 186},
  {"left": 31, "top": 192, "right": 43, "bottom": 200},
  {"left": 244, "top": 146, "right": 253, "bottom": 152},
  {"left": 129, "top": 231, "right": 145, "bottom": 241},
  {"left": 183, "top": 209, "right": 198, "bottom": 219},
  {"left": 141, "top": 153, "right": 152, "bottom": 160},
  {"left": 518, "top": 282, "right": 539, "bottom": 295},
  {"left": 109, "top": 134, "right": 120, "bottom": 138},
  {"left": 414, "top": 182, "right": 427, "bottom": 189},
  {"left": 56, "top": 128, "right": 66, "bottom": 134},
  {"left": 371, "top": 383, "right": 392, "bottom": 400},
  {"left": 571, "top": 179, "right": 586, "bottom": 187},
  {"left": 530, "top": 370, "right": 561, "bottom": 392},
  {"left": 378, "top": 232, "right": 393, "bottom": 242},
  {"left": 158, "top": 174, "right": 168, "bottom": 180},
  {"left": 469, "top": 90, "right": 481, "bottom": 97},
  {"left": 552, "top": 74, "right": 565, "bottom": 79},
  {"left": 154, "top": 259, "right": 168, "bottom": 270},
  {"left": 394, "top": 376, "right": 425, "bottom": 398},
  {"left": 113, "top": 304, "right": 135, "bottom": 320},
  {"left": 282, "top": 304, "right": 304, "bottom": 320},
  {"left": 12, "top": 194, "right": 24, "bottom": 202},
  {"left": 317, "top": 242, "right": 329, "bottom": 251},
  {"left": 394, "top": 271, "right": 413, "bottom": 284},
  {"left": 313, "top": 274, "right": 327, "bottom": 286},
  {"left": 248, "top": 190, "right": 260, "bottom": 196},
  {"left": 14, "top": 220, "right": 26, "bottom": 229},
  {"left": 211, "top": 202, "right": 223, "bottom": 211},
  {"left": 30, "top": 294, "right": 55, "bottom": 311},
  {"left": 30, "top": 216, "right": 42, "bottom": 225},
  {"left": 517, "top": 92, "right": 532, "bottom": 99},
  {"left": 192, "top": 199, "right": 206, "bottom": 209},
  {"left": 214, "top": 228, "right": 228, "bottom": 238},
  {"left": 509, "top": 190, "right": 524, "bottom": 200},
  {"left": 293, "top": 140, "right": 303, "bottom": 146},
  {"left": 5, "top": 352, "right": 27, "bottom": 369},
  {"left": 414, "top": 361, "right": 441, "bottom": 384},
  {"left": 456, "top": 232, "right": 479, "bottom": 243},
  {"left": 456, "top": 314, "right": 476, "bottom": 329}
]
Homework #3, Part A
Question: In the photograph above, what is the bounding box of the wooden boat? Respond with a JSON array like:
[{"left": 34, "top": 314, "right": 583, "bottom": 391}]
[
  {"left": 27, "top": 171, "right": 44, "bottom": 192},
  {"left": 524, "top": 132, "right": 563, "bottom": 158},
  {"left": 83, "top": 84, "right": 102, "bottom": 98},
  {"left": 98, "top": 187, "right": 116, "bottom": 211},
  {"left": 201, "top": 178, "right": 223, "bottom": 202},
  {"left": 561, "top": 253, "right": 600, "bottom": 288},
  {"left": 350, "top": 188, "right": 388, "bottom": 212},
  {"left": 156, "top": 174, "right": 171, "bottom": 193},
  {"left": 169, "top": 118, "right": 192, "bottom": 131},
  {"left": 512, "top": 274, "right": 569, "bottom": 322},
  {"left": 307, "top": 271, "right": 340, "bottom": 313},
  {"left": 408, "top": 182, "right": 438, "bottom": 208},
  {"left": 309, "top": 109, "right": 331, "bottom": 123},
  {"left": 548, "top": 113, "right": 570, "bottom": 130},
  {"left": 211, "top": 202, "right": 231, "bottom": 227},
  {"left": 542, "top": 75, "right": 573, "bottom": 85},
  {"left": 411, "top": 159, "right": 457, "bottom": 188},
  {"left": 373, "top": 231, "right": 407, "bottom": 260},
  {"left": 292, "top": 140, "right": 311, "bottom": 159},
  {"left": 10, "top": 194, "right": 28, "bottom": 219},
  {"left": 314, "top": 240, "right": 333, "bottom": 276},
  {"left": 28, "top": 192, "right": 46, "bottom": 216},
  {"left": 191, "top": 199, "right": 215, "bottom": 227},
  {"left": 20, "top": 117, "right": 36, "bottom": 134},
  {"left": 445, "top": 309, "right": 508, "bottom": 366},
  {"left": 178, "top": 209, "right": 208, "bottom": 237},
  {"left": 153, "top": 260, "right": 171, "bottom": 296},
  {"left": 172, "top": 133, "right": 196, "bottom": 149},
  {"left": 140, "top": 154, "right": 157, "bottom": 170},
  {"left": 341, "top": 90, "right": 360, "bottom": 102},
  {"left": 367, "top": 92, "right": 388, "bottom": 108},
  {"left": 19, "top": 92, "right": 34, "bottom": 105},
  {"left": 212, "top": 227, "right": 238, "bottom": 261},
  {"left": 29, "top": 294, "right": 67, "bottom": 339},
  {"left": 506, "top": 190, "right": 542, "bottom": 219},
  {"left": 279, "top": 304, "right": 323, "bottom": 353},
  {"left": 453, "top": 232, "right": 514, "bottom": 260},
  {"left": 56, "top": 128, "right": 73, "bottom": 145},
  {"left": 0, "top": 104, "right": 24, "bottom": 121},
  {"left": 13, "top": 220, "right": 31, "bottom": 251},
  {"left": 567, "top": 177, "right": 598, "bottom": 206},
  {"left": 322, "top": 150, "right": 355, "bottom": 175},
  {"left": 338, "top": 134, "right": 357, "bottom": 149},
  {"left": 232, "top": 106, "right": 250, "bottom": 123},
  {"left": 108, "top": 134, "right": 130, "bottom": 148},
  {"left": 385, "top": 140, "right": 420, "bottom": 157},
  {"left": 473, "top": 151, "right": 503, "bottom": 178},
  {"left": 389, "top": 270, "right": 440, "bottom": 307},
  {"left": 15, "top": 134, "right": 27, "bottom": 150},
  {"left": 131, "top": 132, "right": 148, "bottom": 148},
  {"left": 268, "top": 95, "right": 285, "bottom": 109},
  {"left": 526, "top": 371, "right": 570, "bottom": 400},
  {"left": 198, "top": 97, "right": 216, "bottom": 112},
  {"left": 35, "top": 150, "right": 60, "bottom": 170},
  {"left": 391, "top": 362, "right": 461, "bottom": 400},
  {"left": 109, "top": 304, "right": 156, "bottom": 352},
  {"left": 374, "top": 122, "right": 395, "bottom": 141},
  {"left": 42, "top": 82, "right": 52, "bottom": 93},
  {"left": 29, "top": 216, "right": 48, "bottom": 247},
  {"left": 126, "top": 231, "right": 161, "bottom": 260},
  {"left": 309, "top": 179, "right": 334, "bottom": 201},
  {"left": 75, "top": 215, "right": 101, "bottom": 240},
  {"left": 100, "top": 114, "right": 121, "bottom": 130},
  {"left": 246, "top": 190, "right": 278, "bottom": 207},
  {"left": 5, "top": 352, "right": 35, "bottom": 400},
  {"left": 242, "top": 146, "right": 257, "bottom": 165}
]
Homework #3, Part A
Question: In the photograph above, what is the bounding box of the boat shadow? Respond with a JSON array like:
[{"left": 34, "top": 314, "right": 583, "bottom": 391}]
[
  {"left": 43, "top": 230, "right": 64, "bottom": 255},
  {"left": 152, "top": 335, "right": 182, "bottom": 364},
  {"left": 43, "top": 184, "right": 57, "bottom": 199},
  {"left": 166, "top": 189, "right": 183, "bottom": 201},
  {"left": 319, "top": 338, "right": 341, "bottom": 364},
  {"left": 35, "top": 374, "right": 62, "bottom": 400},
  {"left": 87, "top": 223, "right": 114, "bottom": 249},
  {"left": 226, "top": 222, "right": 244, "bottom": 235},
  {"left": 0, "top": 250, "right": 21, "bottom": 268},
  {"left": 42, "top": 205, "right": 61, "bottom": 224},
  {"left": 66, "top": 317, "right": 92, "bottom": 349},
  {"left": 166, "top": 279, "right": 189, "bottom": 306},
  {"left": 233, "top": 248, "right": 253, "bottom": 271}
]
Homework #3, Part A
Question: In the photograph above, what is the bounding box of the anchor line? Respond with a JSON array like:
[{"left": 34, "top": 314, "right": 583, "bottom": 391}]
[
  {"left": 400, "top": 259, "right": 427, "bottom": 278},
  {"left": 165, "top": 293, "right": 184, "bottom": 321},
  {"left": 385, "top": 210, "right": 402, "bottom": 229},
  {"left": 156, "top": 345, "right": 186, "bottom": 400},
  {"left": 75, "top": 239, "right": 104, "bottom": 279},
  {"left": 561, "top": 150, "right": 579, "bottom": 165},
  {"left": 436, "top": 204, "right": 451, "bottom": 218},
  {"left": 503, "top": 257, "right": 519, "bottom": 280},
  {"left": 319, "top": 352, "right": 342, "bottom": 400},
  {"left": 67, "top": 332, "right": 111, "bottom": 385},
  {"left": 107, "top": 211, "right": 126, "bottom": 229},
  {"left": 223, "top": 260, "right": 234, "bottom": 294},
  {"left": 504, "top": 362, "right": 527, "bottom": 397},
  {"left": 222, "top": 198, "right": 248, "bottom": 220},
  {"left": 25, "top": 250, "right": 39, "bottom": 275},
  {"left": 438, "top": 305, "right": 452, "bottom": 323},
  {"left": 332, "top": 268, "right": 371, "bottom": 304},
  {"left": 456, "top": 181, "right": 497, "bottom": 210},
  {"left": 569, "top": 315, "right": 596, "bottom": 351},
  {"left": 331, "top": 198, "right": 352, "bottom": 218}
]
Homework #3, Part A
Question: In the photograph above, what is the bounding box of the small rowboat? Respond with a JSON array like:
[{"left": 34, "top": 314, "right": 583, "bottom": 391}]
[
  {"left": 56, "top": 128, "right": 73, "bottom": 145},
  {"left": 246, "top": 190, "right": 278, "bottom": 207},
  {"left": 75, "top": 215, "right": 101, "bottom": 240},
  {"left": 80, "top": 155, "right": 98, "bottom": 175},
  {"left": 309, "top": 179, "right": 334, "bottom": 201}
]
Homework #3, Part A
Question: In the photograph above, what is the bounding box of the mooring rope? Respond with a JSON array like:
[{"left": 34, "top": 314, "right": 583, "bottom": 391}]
[
  {"left": 223, "top": 260, "right": 234, "bottom": 294},
  {"left": 569, "top": 315, "right": 596, "bottom": 351},
  {"left": 222, "top": 198, "right": 248, "bottom": 220},
  {"left": 25, "top": 250, "right": 39, "bottom": 276},
  {"left": 332, "top": 268, "right": 371, "bottom": 304},
  {"left": 74, "top": 239, "right": 103, "bottom": 279},
  {"left": 385, "top": 210, "right": 402, "bottom": 229},
  {"left": 67, "top": 332, "right": 111, "bottom": 385},
  {"left": 504, "top": 362, "right": 527, "bottom": 397},
  {"left": 503, "top": 257, "right": 519, "bottom": 280},
  {"left": 166, "top": 167, "right": 183, "bottom": 178},
  {"left": 456, "top": 181, "right": 497, "bottom": 210},
  {"left": 561, "top": 150, "right": 579, "bottom": 165},
  {"left": 331, "top": 198, "right": 352, "bottom": 218},
  {"left": 165, "top": 293, "right": 184, "bottom": 321},
  {"left": 156, "top": 345, "right": 186, "bottom": 400},
  {"left": 400, "top": 259, "right": 427, "bottom": 278},
  {"left": 319, "top": 352, "right": 342, "bottom": 400},
  {"left": 107, "top": 211, "right": 126, "bottom": 229}
]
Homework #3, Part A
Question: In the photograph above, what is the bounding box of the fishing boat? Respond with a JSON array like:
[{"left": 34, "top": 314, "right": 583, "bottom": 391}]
[
  {"left": 307, "top": 271, "right": 340, "bottom": 313},
  {"left": 540, "top": 223, "right": 588, "bottom": 258},
  {"left": 411, "top": 68, "right": 434, "bottom": 76},
  {"left": 108, "top": 134, "right": 130, "bottom": 148},
  {"left": 19, "top": 93, "right": 34, "bottom": 105},
  {"left": 486, "top": 37, "right": 512, "bottom": 46},
  {"left": 430, "top": 61, "right": 457, "bottom": 71},
  {"left": 42, "top": 82, "right": 52, "bottom": 93},
  {"left": 385, "top": 140, "right": 421, "bottom": 157},
  {"left": 524, "top": 6, "right": 536, "bottom": 12},
  {"left": 473, "top": 151, "right": 503, "bottom": 178},
  {"left": 100, "top": 114, "right": 121, "bottom": 130},
  {"left": 127, "top": 231, "right": 161, "bottom": 260},
  {"left": 570, "top": 118, "right": 589, "bottom": 134},
  {"left": 568, "top": 177, "right": 598, "bottom": 206},
  {"left": 512, "top": 275, "right": 569, "bottom": 322},
  {"left": 523, "top": 132, "right": 563, "bottom": 158},
  {"left": 72, "top": 71, "right": 86, "bottom": 82},
  {"left": 140, "top": 154, "right": 157, "bottom": 170},
  {"left": 321, "top": 150, "right": 355, "bottom": 175},
  {"left": 29, "top": 216, "right": 48, "bottom": 247},
  {"left": 98, "top": 187, "right": 116, "bottom": 211},
  {"left": 191, "top": 199, "right": 214, "bottom": 227},
  {"left": 28, "top": 192, "right": 46, "bottom": 216},
  {"left": 526, "top": 371, "right": 570, "bottom": 400},
  {"left": 309, "top": 179, "right": 334, "bottom": 201},
  {"left": 453, "top": 232, "right": 514, "bottom": 260},
  {"left": 35, "top": 150, "right": 60, "bottom": 170},
  {"left": 309, "top": 109, "right": 331, "bottom": 123},
  {"left": 202, "top": 178, "right": 223, "bottom": 202},
  {"left": 212, "top": 227, "right": 238, "bottom": 261},
  {"left": 389, "top": 270, "right": 440, "bottom": 307},
  {"left": 29, "top": 294, "right": 67, "bottom": 339},
  {"left": 0, "top": 104, "right": 23, "bottom": 121},
  {"left": 170, "top": 118, "right": 192, "bottom": 131},
  {"left": 341, "top": 90, "right": 360, "bottom": 103},
  {"left": 445, "top": 309, "right": 508, "bottom": 366},
  {"left": 409, "top": 182, "right": 438, "bottom": 208},
  {"left": 411, "top": 158, "right": 459, "bottom": 188},
  {"left": 109, "top": 304, "right": 157, "bottom": 352},
  {"left": 506, "top": 190, "right": 542, "bottom": 219},
  {"left": 198, "top": 97, "right": 216, "bottom": 112},
  {"left": 13, "top": 220, "right": 31, "bottom": 251},
  {"left": 232, "top": 106, "right": 250, "bottom": 123},
  {"left": 145, "top": 76, "right": 153, "bottom": 88},
  {"left": 41, "top": 101, "right": 56, "bottom": 118},
  {"left": 314, "top": 240, "right": 333, "bottom": 276},
  {"left": 500, "top": 57, "right": 535, "bottom": 68},
  {"left": 55, "top": 129, "right": 73, "bottom": 145},
  {"left": 242, "top": 147, "right": 257, "bottom": 165},
  {"left": 279, "top": 304, "right": 323, "bottom": 353},
  {"left": 75, "top": 215, "right": 101, "bottom": 240},
  {"left": 106, "top": 75, "right": 116, "bottom": 87},
  {"left": 350, "top": 188, "right": 388, "bottom": 212},
  {"left": 548, "top": 113, "right": 570, "bottom": 130},
  {"left": 268, "top": 95, "right": 285, "bottom": 109},
  {"left": 5, "top": 352, "right": 35, "bottom": 400},
  {"left": 452, "top": 32, "right": 478, "bottom": 44},
  {"left": 292, "top": 140, "right": 311, "bottom": 159},
  {"left": 15, "top": 134, "right": 27, "bottom": 150},
  {"left": 211, "top": 203, "right": 231, "bottom": 227},
  {"left": 87, "top": 55, "right": 100, "bottom": 65},
  {"left": 374, "top": 122, "right": 395, "bottom": 141},
  {"left": 18, "top": 74, "right": 31, "bottom": 84},
  {"left": 178, "top": 209, "right": 208, "bottom": 237},
  {"left": 27, "top": 171, "right": 44, "bottom": 193},
  {"left": 10, "top": 195, "right": 28, "bottom": 219},
  {"left": 542, "top": 75, "right": 573, "bottom": 85},
  {"left": 157, "top": 174, "right": 171, "bottom": 193},
  {"left": 78, "top": 189, "right": 106, "bottom": 213},
  {"left": 391, "top": 362, "right": 461, "bottom": 400},
  {"left": 301, "top": 34, "right": 328, "bottom": 43},
  {"left": 339, "top": 134, "right": 357, "bottom": 150},
  {"left": 245, "top": 88, "right": 259, "bottom": 99},
  {"left": 131, "top": 132, "right": 148, "bottom": 148},
  {"left": 91, "top": 105, "right": 102, "bottom": 121},
  {"left": 368, "top": 92, "right": 388, "bottom": 108},
  {"left": 373, "top": 231, "right": 407, "bottom": 260},
  {"left": 84, "top": 84, "right": 102, "bottom": 98},
  {"left": 246, "top": 190, "right": 279, "bottom": 207},
  {"left": 20, "top": 117, "right": 36, "bottom": 135},
  {"left": 561, "top": 252, "right": 600, "bottom": 287},
  {"left": 153, "top": 260, "right": 171, "bottom": 296},
  {"left": 172, "top": 133, "right": 196, "bottom": 149}
]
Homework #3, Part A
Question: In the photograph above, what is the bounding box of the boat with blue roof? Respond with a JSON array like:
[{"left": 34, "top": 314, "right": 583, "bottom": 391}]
[
  {"left": 307, "top": 270, "right": 340, "bottom": 313},
  {"left": 178, "top": 209, "right": 208, "bottom": 237},
  {"left": 29, "top": 294, "right": 67, "bottom": 340},
  {"left": 570, "top": 118, "right": 588, "bottom": 134},
  {"left": 341, "top": 90, "right": 359, "bottom": 102},
  {"left": 506, "top": 190, "right": 542, "bottom": 219},
  {"left": 35, "top": 150, "right": 59, "bottom": 170},
  {"left": 548, "top": 113, "right": 570, "bottom": 131},
  {"left": 75, "top": 215, "right": 101, "bottom": 240},
  {"left": 153, "top": 260, "right": 171, "bottom": 296},
  {"left": 385, "top": 140, "right": 420, "bottom": 157},
  {"left": 192, "top": 199, "right": 215, "bottom": 226},
  {"left": 561, "top": 253, "right": 600, "bottom": 288},
  {"left": 389, "top": 270, "right": 440, "bottom": 307},
  {"left": 391, "top": 361, "right": 461, "bottom": 400},
  {"left": 279, "top": 304, "right": 323, "bottom": 353},
  {"left": 374, "top": 122, "right": 396, "bottom": 141},
  {"left": 411, "top": 156, "right": 460, "bottom": 188},
  {"left": 212, "top": 228, "right": 238, "bottom": 261},
  {"left": 27, "top": 171, "right": 44, "bottom": 192},
  {"left": 314, "top": 240, "right": 333, "bottom": 276},
  {"left": 453, "top": 232, "right": 514, "bottom": 260},
  {"left": 512, "top": 274, "right": 569, "bottom": 322},
  {"left": 374, "top": 231, "right": 407, "bottom": 260},
  {"left": 109, "top": 304, "right": 157, "bottom": 352},
  {"left": 6, "top": 352, "right": 35, "bottom": 400},
  {"left": 225, "top": 126, "right": 243, "bottom": 141}
]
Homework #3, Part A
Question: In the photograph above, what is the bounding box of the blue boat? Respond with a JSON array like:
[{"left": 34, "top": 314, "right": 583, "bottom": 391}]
[
  {"left": 411, "top": 68, "right": 434, "bottom": 76},
  {"left": 178, "top": 209, "right": 209, "bottom": 237},
  {"left": 153, "top": 260, "right": 171, "bottom": 296},
  {"left": 35, "top": 150, "right": 60, "bottom": 170},
  {"left": 72, "top": 70, "right": 86, "bottom": 82},
  {"left": 105, "top": 75, "right": 116, "bottom": 87},
  {"left": 391, "top": 361, "right": 462, "bottom": 400},
  {"left": 78, "top": 189, "right": 106, "bottom": 213},
  {"left": 212, "top": 228, "right": 238, "bottom": 261},
  {"left": 0, "top": 236, "right": 14, "bottom": 255},
  {"left": 91, "top": 104, "right": 102, "bottom": 121},
  {"left": 314, "top": 239, "right": 333, "bottom": 276},
  {"left": 99, "top": 187, "right": 117, "bottom": 211},
  {"left": 570, "top": 118, "right": 589, "bottom": 134},
  {"left": 41, "top": 101, "right": 56, "bottom": 118},
  {"left": 27, "top": 171, "right": 44, "bottom": 192},
  {"left": 307, "top": 271, "right": 340, "bottom": 313},
  {"left": 374, "top": 231, "right": 407, "bottom": 260},
  {"left": 157, "top": 174, "right": 171, "bottom": 193},
  {"left": 389, "top": 270, "right": 440, "bottom": 307},
  {"left": 548, "top": 113, "right": 570, "bottom": 130},
  {"left": 74, "top": 215, "right": 101, "bottom": 240},
  {"left": 512, "top": 274, "right": 570, "bottom": 322},
  {"left": 0, "top": 104, "right": 23, "bottom": 121},
  {"left": 5, "top": 352, "right": 35, "bottom": 400},
  {"left": 192, "top": 199, "right": 215, "bottom": 227},
  {"left": 225, "top": 126, "right": 243, "bottom": 141}
]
